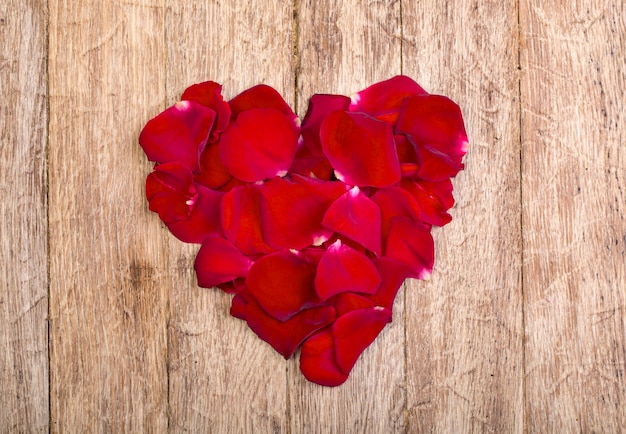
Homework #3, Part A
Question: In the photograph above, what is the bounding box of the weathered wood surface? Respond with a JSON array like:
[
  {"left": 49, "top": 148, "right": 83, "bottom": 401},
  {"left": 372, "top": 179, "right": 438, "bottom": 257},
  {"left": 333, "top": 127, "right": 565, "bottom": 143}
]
[
  {"left": 1, "top": 0, "right": 625, "bottom": 432},
  {"left": 521, "top": 0, "right": 626, "bottom": 431},
  {"left": 0, "top": 0, "right": 49, "bottom": 432}
]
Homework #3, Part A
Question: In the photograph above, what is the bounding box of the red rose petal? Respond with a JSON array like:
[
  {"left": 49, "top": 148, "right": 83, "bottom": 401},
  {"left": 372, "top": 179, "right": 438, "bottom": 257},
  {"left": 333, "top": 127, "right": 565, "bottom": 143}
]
[
  {"left": 300, "top": 329, "right": 349, "bottom": 387},
  {"left": 320, "top": 111, "right": 401, "bottom": 187},
  {"left": 259, "top": 176, "right": 346, "bottom": 250},
  {"left": 395, "top": 95, "right": 468, "bottom": 181},
  {"left": 246, "top": 250, "right": 320, "bottom": 321},
  {"left": 371, "top": 186, "right": 422, "bottom": 244},
  {"left": 332, "top": 306, "right": 392, "bottom": 374},
  {"left": 371, "top": 257, "right": 410, "bottom": 309},
  {"left": 322, "top": 186, "right": 382, "bottom": 255},
  {"left": 315, "top": 240, "right": 382, "bottom": 300},
  {"left": 194, "top": 237, "right": 253, "bottom": 288},
  {"left": 349, "top": 75, "right": 427, "bottom": 124},
  {"left": 230, "top": 293, "right": 248, "bottom": 320},
  {"left": 301, "top": 94, "right": 351, "bottom": 156},
  {"left": 181, "top": 81, "right": 231, "bottom": 142},
  {"left": 165, "top": 184, "right": 223, "bottom": 243},
  {"left": 219, "top": 108, "right": 299, "bottom": 182},
  {"left": 400, "top": 178, "right": 454, "bottom": 226},
  {"left": 229, "top": 84, "right": 297, "bottom": 122},
  {"left": 139, "top": 100, "right": 216, "bottom": 172},
  {"left": 220, "top": 185, "right": 275, "bottom": 255},
  {"left": 289, "top": 144, "right": 334, "bottom": 180},
  {"left": 385, "top": 216, "right": 434, "bottom": 280},
  {"left": 331, "top": 293, "right": 376, "bottom": 316},
  {"left": 245, "top": 298, "right": 336, "bottom": 359},
  {"left": 195, "top": 142, "right": 233, "bottom": 189}
]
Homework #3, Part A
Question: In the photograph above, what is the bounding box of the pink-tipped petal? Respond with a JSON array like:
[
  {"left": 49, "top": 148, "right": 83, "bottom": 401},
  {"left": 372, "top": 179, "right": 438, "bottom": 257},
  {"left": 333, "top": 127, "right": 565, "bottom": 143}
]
[
  {"left": 219, "top": 108, "right": 299, "bottom": 182},
  {"left": 385, "top": 216, "right": 434, "bottom": 280},
  {"left": 332, "top": 306, "right": 392, "bottom": 374},
  {"left": 139, "top": 100, "right": 216, "bottom": 172},
  {"left": 246, "top": 250, "right": 320, "bottom": 321},
  {"left": 315, "top": 240, "right": 382, "bottom": 300},
  {"left": 320, "top": 111, "right": 401, "bottom": 187},
  {"left": 300, "top": 329, "right": 349, "bottom": 387},
  {"left": 194, "top": 237, "right": 253, "bottom": 288},
  {"left": 349, "top": 75, "right": 427, "bottom": 124},
  {"left": 301, "top": 94, "right": 351, "bottom": 156},
  {"left": 181, "top": 81, "right": 231, "bottom": 142},
  {"left": 322, "top": 186, "right": 382, "bottom": 255}
]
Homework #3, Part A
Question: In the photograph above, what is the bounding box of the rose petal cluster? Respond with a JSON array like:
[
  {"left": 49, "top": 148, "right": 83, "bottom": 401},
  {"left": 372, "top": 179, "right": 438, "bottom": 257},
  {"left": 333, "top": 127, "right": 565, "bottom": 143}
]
[{"left": 139, "top": 76, "right": 468, "bottom": 387}]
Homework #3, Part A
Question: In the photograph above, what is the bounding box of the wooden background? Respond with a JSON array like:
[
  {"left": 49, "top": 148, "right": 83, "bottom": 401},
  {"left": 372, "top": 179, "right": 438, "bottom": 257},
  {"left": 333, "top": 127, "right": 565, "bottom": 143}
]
[{"left": 1, "top": 0, "right": 625, "bottom": 432}]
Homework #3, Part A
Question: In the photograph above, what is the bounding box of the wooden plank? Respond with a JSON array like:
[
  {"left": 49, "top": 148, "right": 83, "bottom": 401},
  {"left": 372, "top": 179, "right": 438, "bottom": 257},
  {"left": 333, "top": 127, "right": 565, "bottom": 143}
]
[
  {"left": 402, "top": 1, "right": 524, "bottom": 432},
  {"left": 289, "top": 1, "right": 405, "bottom": 432},
  {"left": 48, "top": 1, "right": 169, "bottom": 431},
  {"left": 165, "top": 1, "right": 294, "bottom": 431},
  {"left": 520, "top": 0, "right": 626, "bottom": 431},
  {"left": 0, "top": 0, "right": 49, "bottom": 432}
]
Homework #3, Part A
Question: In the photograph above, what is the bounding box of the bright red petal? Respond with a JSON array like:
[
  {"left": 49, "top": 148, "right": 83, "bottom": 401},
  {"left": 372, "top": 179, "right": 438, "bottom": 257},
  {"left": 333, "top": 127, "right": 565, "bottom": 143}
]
[
  {"left": 139, "top": 100, "right": 216, "bottom": 172},
  {"left": 165, "top": 184, "right": 223, "bottom": 243},
  {"left": 315, "top": 240, "right": 381, "bottom": 300},
  {"left": 259, "top": 175, "right": 347, "bottom": 250},
  {"left": 245, "top": 298, "right": 336, "bottom": 359},
  {"left": 371, "top": 186, "right": 422, "bottom": 245},
  {"left": 331, "top": 293, "right": 376, "bottom": 316},
  {"left": 229, "top": 84, "right": 297, "bottom": 121},
  {"left": 289, "top": 145, "right": 334, "bottom": 180},
  {"left": 322, "top": 186, "right": 382, "bottom": 255},
  {"left": 300, "top": 329, "right": 349, "bottom": 387},
  {"left": 332, "top": 306, "right": 392, "bottom": 374},
  {"left": 195, "top": 142, "right": 233, "bottom": 189},
  {"left": 181, "top": 81, "right": 231, "bottom": 142},
  {"left": 194, "top": 237, "right": 253, "bottom": 288},
  {"left": 220, "top": 185, "right": 275, "bottom": 255},
  {"left": 349, "top": 75, "right": 427, "bottom": 124},
  {"left": 371, "top": 257, "right": 411, "bottom": 309},
  {"left": 230, "top": 293, "right": 249, "bottom": 320},
  {"left": 395, "top": 95, "right": 468, "bottom": 181},
  {"left": 246, "top": 250, "right": 320, "bottom": 321},
  {"left": 400, "top": 178, "right": 454, "bottom": 226},
  {"left": 320, "top": 111, "right": 400, "bottom": 187},
  {"left": 301, "top": 94, "right": 351, "bottom": 156},
  {"left": 385, "top": 216, "right": 434, "bottom": 280},
  {"left": 219, "top": 108, "right": 299, "bottom": 182},
  {"left": 146, "top": 162, "right": 196, "bottom": 223}
]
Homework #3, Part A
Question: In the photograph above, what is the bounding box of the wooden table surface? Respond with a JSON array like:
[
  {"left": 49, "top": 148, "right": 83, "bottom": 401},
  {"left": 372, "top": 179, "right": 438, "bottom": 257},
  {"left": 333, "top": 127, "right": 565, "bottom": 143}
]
[{"left": 2, "top": 0, "right": 625, "bottom": 432}]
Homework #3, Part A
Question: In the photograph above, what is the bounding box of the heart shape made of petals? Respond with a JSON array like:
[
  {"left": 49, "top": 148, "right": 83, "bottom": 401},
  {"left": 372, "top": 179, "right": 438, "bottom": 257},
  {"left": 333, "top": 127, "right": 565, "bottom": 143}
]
[{"left": 139, "top": 76, "right": 469, "bottom": 387}]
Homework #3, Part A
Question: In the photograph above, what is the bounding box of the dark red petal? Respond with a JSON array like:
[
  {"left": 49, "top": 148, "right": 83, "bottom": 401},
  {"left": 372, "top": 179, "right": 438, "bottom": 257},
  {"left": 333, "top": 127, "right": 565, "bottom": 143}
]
[
  {"left": 385, "top": 216, "right": 434, "bottom": 280},
  {"left": 301, "top": 94, "right": 351, "bottom": 156},
  {"left": 194, "top": 237, "right": 253, "bottom": 288},
  {"left": 195, "top": 142, "right": 233, "bottom": 189},
  {"left": 245, "top": 298, "right": 336, "bottom": 359},
  {"left": 246, "top": 250, "right": 320, "bottom": 321},
  {"left": 139, "top": 100, "right": 216, "bottom": 172},
  {"left": 349, "top": 75, "right": 427, "bottom": 124},
  {"left": 322, "top": 186, "right": 382, "bottom": 255},
  {"left": 395, "top": 95, "right": 468, "bottom": 180},
  {"left": 219, "top": 108, "right": 299, "bottom": 182},
  {"left": 259, "top": 175, "right": 348, "bottom": 250},
  {"left": 320, "top": 111, "right": 401, "bottom": 187},
  {"left": 230, "top": 293, "right": 249, "bottom": 320},
  {"left": 289, "top": 144, "right": 334, "bottom": 180},
  {"left": 165, "top": 184, "right": 224, "bottom": 243},
  {"left": 332, "top": 306, "right": 392, "bottom": 374},
  {"left": 371, "top": 257, "right": 411, "bottom": 309},
  {"left": 400, "top": 179, "right": 453, "bottom": 226},
  {"left": 181, "top": 81, "right": 231, "bottom": 142},
  {"left": 146, "top": 162, "right": 196, "bottom": 223},
  {"left": 371, "top": 186, "right": 422, "bottom": 245},
  {"left": 331, "top": 293, "right": 376, "bottom": 316},
  {"left": 220, "top": 185, "right": 275, "bottom": 255},
  {"left": 300, "top": 329, "right": 349, "bottom": 387},
  {"left": 315, "top": 240, "right": 381, "bottom": 300},
  {"left": 229, "top": 84, "right": 297, "bottom": 121}
]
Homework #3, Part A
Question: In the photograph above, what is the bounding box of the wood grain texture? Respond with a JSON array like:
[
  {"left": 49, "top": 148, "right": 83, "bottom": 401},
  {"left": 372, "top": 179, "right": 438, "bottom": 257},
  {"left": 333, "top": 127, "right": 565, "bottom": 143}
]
[
  {"left": 402, "top": 1, "right": 524, "bottom": 432},
  {"left": 0, "top": 0, "right": 49, "bottom": 432},
  {"left": 48, "top": 1, "right": 168, "bottom": 431},
  {"left": 521, "top": 0, "right": 626, "bottom": 431},
  {"left": 165, "top": 1, "right": 294, "bottom": 431},
  {"left": 289, "top": 1, "right": 405, "bottom": 432}
]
